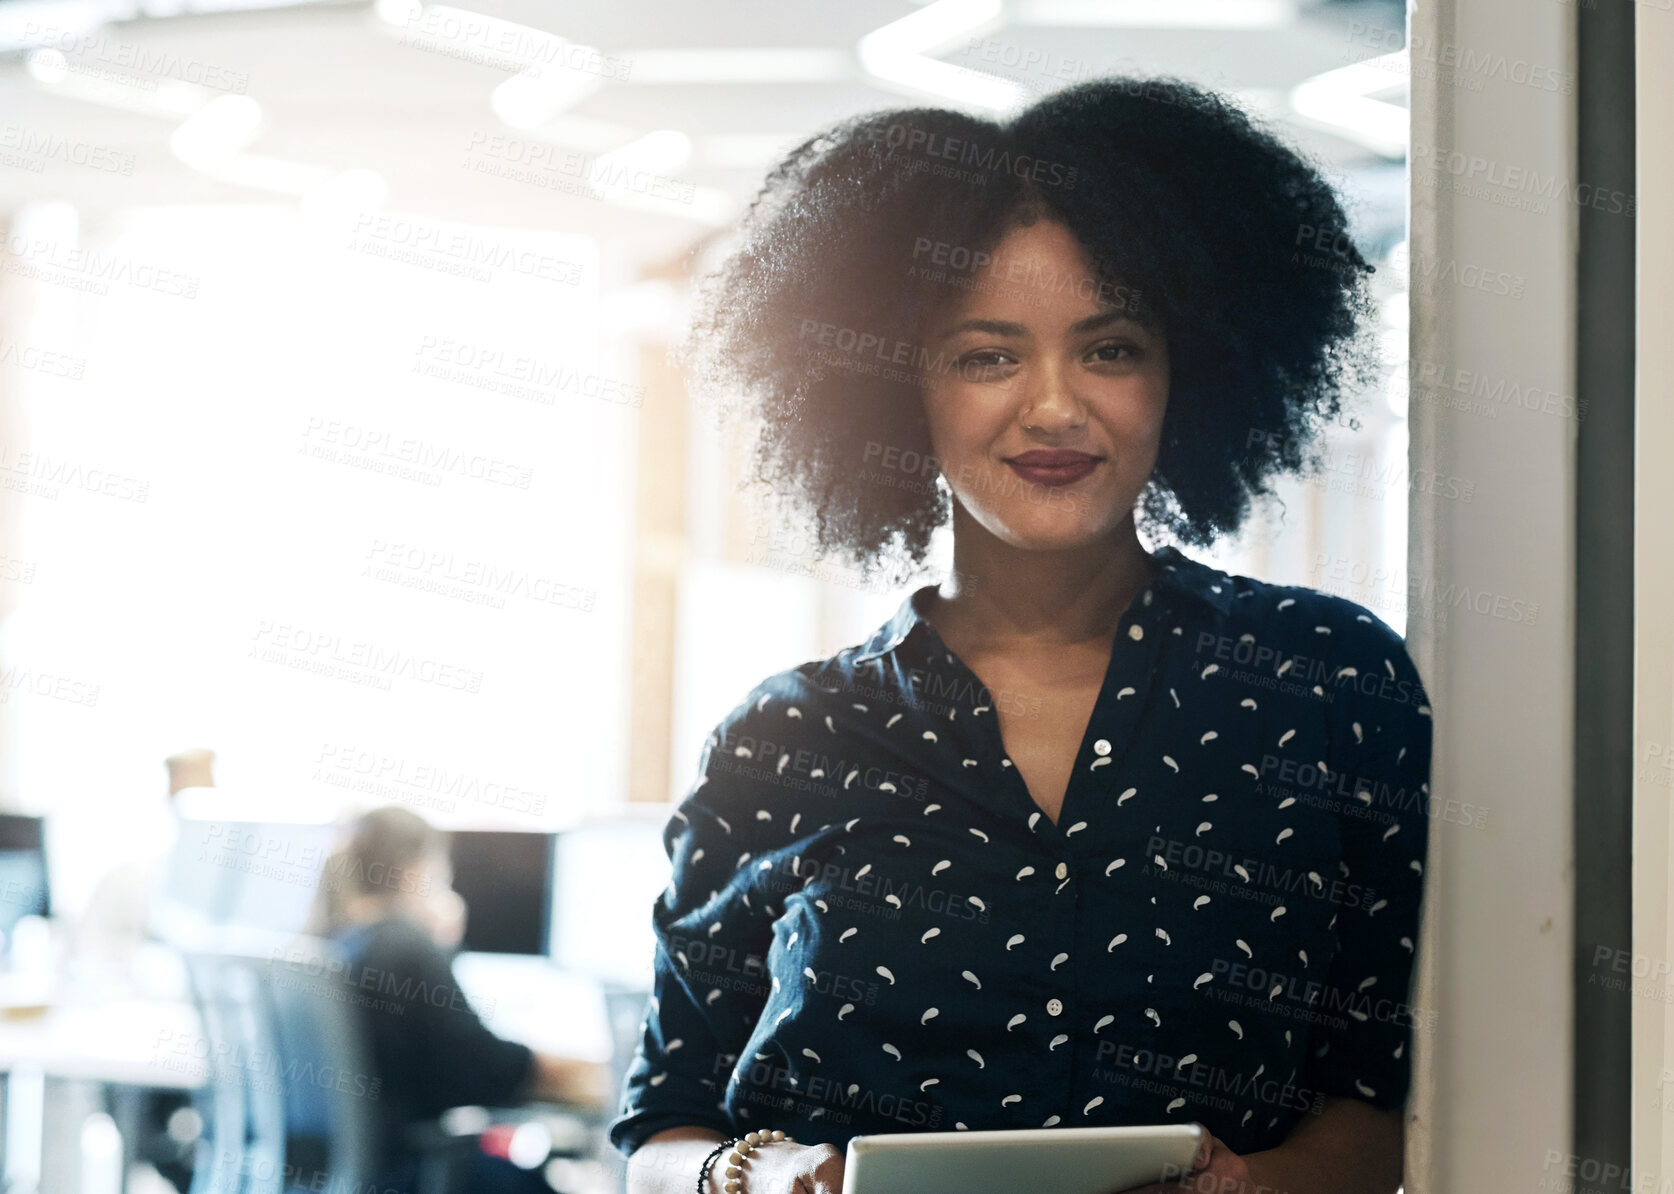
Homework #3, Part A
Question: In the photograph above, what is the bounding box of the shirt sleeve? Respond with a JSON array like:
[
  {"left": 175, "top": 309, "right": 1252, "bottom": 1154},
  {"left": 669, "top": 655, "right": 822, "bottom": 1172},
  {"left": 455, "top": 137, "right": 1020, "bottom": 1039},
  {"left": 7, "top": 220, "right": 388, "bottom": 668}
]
[
  {"left": 608, "top": 708, "right": 780, "bottom": 1156},
  {"left": 1301, "top": 610, "right": 1433, "bottom": 1111}
]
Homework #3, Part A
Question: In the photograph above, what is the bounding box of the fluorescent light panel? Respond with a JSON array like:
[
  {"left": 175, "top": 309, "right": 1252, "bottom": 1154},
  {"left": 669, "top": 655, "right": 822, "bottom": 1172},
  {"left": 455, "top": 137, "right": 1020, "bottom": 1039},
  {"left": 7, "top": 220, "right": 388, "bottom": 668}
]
[
  {"left": 1288, "top": 52, "right": 1408, "bottom": 158},
  {"left": 858, "top": 0, "right": 1023, "bottom": 112},
  {"left": 590, "top": 128, "right": 691, "bottom": 178},
  {"left": 612, "top": 48, "right": 852, "bottom": 84},
  {"left": 1014, "top": 0, "right": 1297, "bottom": 28}
]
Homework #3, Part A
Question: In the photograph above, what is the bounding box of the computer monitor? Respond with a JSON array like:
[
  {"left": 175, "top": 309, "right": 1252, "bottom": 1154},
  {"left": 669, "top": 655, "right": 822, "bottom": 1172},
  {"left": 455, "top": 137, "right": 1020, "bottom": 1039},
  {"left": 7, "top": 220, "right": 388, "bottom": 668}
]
[
  {"left": 165, "top": 820, "right": 563, "bottom": 953},
  {"left": 447, "top": 830, "right": 555, "bottom": 955},
  {"left": 548, "top": 816, "right": 667, "bottom": 987},
  {"left": 222, "top": 822, "right": 337, "bottom": 932},
  {"left": 0, "top": 814, "right": 49, "bottom": 939},
  {"left": 162, "top": 819, "right": 335, "bottom": 936}
]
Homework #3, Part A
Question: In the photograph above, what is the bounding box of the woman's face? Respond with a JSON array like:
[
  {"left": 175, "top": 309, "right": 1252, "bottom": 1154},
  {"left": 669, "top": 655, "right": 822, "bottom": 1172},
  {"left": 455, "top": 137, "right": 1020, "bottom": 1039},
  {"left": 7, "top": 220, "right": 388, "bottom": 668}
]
[
  {"left": 919, "top": 218, "right": 1169, "bottom": 551},
  {"left": 415, "top": 845, "right": 466, "bottom": 948}
]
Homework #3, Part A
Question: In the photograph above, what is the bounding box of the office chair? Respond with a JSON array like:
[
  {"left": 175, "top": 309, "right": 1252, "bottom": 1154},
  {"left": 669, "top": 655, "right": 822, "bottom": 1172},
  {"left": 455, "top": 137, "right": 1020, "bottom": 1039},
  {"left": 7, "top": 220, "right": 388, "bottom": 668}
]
[
  {"left": 182, "top": 941, "right": 378, "bottom": 1194},
  {"left": 181, "top": 948, "right": 288, "bottom": 1194},
  {"left": 185, "top": 939, "right": 577, "bottom": 1194},
  {"left": 263, "top": 939, "right": 379, "bottom": 1184}
]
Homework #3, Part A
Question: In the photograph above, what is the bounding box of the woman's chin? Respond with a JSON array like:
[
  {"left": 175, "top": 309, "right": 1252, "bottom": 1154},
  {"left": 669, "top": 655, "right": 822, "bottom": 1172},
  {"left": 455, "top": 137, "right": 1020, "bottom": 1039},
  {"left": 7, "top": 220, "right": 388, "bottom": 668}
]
[{"left": 987, "top": 511, "right": 1125, "bottom": 552}]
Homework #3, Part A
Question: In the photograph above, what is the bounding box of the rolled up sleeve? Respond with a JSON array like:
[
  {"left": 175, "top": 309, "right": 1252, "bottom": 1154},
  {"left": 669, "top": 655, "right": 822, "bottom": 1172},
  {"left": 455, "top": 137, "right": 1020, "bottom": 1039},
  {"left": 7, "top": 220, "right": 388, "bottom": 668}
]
[
  {"left": 609, "top": 712, "right": 778, "bottom": 1156},
  {"left": 1302, "top": 612, "right": 1434, "bottom": 1111}
]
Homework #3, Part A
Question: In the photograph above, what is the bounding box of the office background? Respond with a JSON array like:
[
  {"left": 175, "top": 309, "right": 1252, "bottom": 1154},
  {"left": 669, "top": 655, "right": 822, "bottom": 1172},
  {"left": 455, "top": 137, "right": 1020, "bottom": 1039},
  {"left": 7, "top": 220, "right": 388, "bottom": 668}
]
[
  {"left": 0, "top": 0, "right": 1411, "bottom": 915},
  {"left": 0, "top": 1, "right": 1435, "bottom": 1192}
]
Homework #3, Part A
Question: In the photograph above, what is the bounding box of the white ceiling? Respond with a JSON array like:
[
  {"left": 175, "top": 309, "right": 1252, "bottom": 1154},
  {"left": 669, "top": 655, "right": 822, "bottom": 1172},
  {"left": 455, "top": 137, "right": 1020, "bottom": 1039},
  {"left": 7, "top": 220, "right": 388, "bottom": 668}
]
[{"left": 0, "top": 0, "right": 1409, "bottom": 276}]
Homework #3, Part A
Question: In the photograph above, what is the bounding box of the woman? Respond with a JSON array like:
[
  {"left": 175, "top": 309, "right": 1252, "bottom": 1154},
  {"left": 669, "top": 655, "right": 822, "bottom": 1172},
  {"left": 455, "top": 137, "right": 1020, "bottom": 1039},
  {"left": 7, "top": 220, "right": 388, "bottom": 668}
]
[
  {"left": 315, "top": 806, "right": 607, "bottom": 1193},
  {"left": 613, "top": 76, "right": 1431, "bottom": 1194}
]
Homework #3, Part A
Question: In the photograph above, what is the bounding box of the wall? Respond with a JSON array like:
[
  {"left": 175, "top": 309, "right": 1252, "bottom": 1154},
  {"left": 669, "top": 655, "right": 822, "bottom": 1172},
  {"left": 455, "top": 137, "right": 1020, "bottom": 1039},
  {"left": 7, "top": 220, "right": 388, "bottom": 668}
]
[{"left": 1406, "top": 0, "right": 1578, "bottom": 1188}]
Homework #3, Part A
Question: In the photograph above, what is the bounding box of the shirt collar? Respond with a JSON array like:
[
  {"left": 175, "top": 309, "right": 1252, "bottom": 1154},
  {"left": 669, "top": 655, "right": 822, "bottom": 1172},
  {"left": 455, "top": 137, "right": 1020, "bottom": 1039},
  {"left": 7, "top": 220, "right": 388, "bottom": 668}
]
[{"left": 851, "top": 543, "right": 1235, "bottom": 664}]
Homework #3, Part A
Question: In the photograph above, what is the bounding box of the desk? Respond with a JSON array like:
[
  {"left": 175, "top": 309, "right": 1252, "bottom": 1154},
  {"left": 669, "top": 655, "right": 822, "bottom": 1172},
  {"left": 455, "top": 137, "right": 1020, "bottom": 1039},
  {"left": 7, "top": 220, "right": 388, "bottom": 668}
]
[
  {"left": 0, "top": 997, "right": 204, "bottom": 1090},
  {"left": 0, "top": 999, "right": 203, "bottom": 1194},
  {"left": 0, "top": 937, "right": 202, "bottom": 1192},
  {"left": 0, "top": 951, "right": 616, "bottom": 1101},
  {"left": 0, "top": 948, "right": 621, "bottom": 1194}
]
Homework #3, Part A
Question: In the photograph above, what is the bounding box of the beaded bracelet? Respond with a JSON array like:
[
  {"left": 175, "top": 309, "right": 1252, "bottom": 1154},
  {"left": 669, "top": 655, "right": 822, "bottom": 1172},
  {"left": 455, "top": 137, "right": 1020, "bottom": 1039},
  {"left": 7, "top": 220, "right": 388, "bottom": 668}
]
[
  {"left": 714, "top": 1129, "right": 797, "bottom": 1193},
  {"left": 697, "top": 1138, "right": 738, "bottom": 1194}
]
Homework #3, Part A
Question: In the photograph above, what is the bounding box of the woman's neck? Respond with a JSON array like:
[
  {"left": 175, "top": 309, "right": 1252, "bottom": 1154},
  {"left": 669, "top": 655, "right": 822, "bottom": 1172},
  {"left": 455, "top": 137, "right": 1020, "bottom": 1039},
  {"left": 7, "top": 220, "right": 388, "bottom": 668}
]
[{"left": 927, "top": 506, "right": 1158, "bottom": 654}]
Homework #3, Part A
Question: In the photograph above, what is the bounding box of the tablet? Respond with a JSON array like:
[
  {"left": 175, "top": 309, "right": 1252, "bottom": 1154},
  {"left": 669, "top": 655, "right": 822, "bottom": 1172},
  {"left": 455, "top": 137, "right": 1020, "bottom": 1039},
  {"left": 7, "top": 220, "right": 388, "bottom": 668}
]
[{"left": 840, "top": 1123, "right": 1205, "bottom": 1194}]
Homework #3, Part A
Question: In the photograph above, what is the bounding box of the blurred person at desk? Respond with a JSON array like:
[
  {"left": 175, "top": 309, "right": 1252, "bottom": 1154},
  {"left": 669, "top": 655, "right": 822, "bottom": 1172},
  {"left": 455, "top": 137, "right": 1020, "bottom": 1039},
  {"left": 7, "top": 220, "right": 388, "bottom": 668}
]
[
  {"left": 309, "top": 805, "right": 609, "bottom": 1194},
  {"left": 52, "top": 749, "right": 217, "bottom": 1194},
  {"left": 72, "top": 747, "right": 216, "bottom": 967}
]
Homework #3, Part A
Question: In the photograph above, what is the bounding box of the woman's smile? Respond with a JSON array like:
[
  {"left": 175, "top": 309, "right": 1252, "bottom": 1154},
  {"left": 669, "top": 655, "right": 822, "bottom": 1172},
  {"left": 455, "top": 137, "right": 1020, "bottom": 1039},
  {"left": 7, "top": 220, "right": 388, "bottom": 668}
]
[{"left": 1004, "top": 449, "right": 1105, "bottom": 488}]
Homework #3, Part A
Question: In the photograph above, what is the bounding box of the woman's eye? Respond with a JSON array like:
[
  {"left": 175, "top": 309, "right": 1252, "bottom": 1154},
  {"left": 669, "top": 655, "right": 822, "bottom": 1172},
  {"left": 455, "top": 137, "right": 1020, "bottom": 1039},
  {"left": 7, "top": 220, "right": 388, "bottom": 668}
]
[
  {"left": 1089, "top": 342, "right": 1139, "bottom": 363},
  {"left": 959, "top": 350, "right": 1015, "bottom": 372}
]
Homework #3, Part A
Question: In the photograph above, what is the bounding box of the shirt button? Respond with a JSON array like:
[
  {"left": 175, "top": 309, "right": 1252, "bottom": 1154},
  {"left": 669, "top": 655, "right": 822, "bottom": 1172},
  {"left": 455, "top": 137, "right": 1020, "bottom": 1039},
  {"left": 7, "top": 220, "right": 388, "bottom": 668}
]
[
  {"left": 1046, "top": 999, "right": 1064, "bottom": 1017},
  {"left": 1093, "top": 739, "right": 1112, "bottom": 756},
  {"left": 1055, "top": 862, "right": 1068, "bottom": 880}
]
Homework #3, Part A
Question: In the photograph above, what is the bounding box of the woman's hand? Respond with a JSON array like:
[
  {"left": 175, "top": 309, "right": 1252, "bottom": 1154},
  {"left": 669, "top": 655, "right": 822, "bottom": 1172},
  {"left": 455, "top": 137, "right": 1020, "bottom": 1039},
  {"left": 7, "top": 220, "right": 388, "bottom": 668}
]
[
  {"left": 628, "top": 1130, "right": 844, "bottom": 1194},
  {"left": 1117, "top": 1127, "right": 1254, "bottom": 1194},
  {"left": 724, "top": 1140, "right": 845, "bottom": 1194}
]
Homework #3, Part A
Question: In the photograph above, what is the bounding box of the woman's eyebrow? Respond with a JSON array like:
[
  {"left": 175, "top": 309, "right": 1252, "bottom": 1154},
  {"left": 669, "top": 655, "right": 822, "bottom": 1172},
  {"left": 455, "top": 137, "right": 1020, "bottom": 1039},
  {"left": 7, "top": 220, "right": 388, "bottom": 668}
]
[
  {"left": 936, "top": 310, "right": 1143, "bottom": 340},
  {"left": 936, "top": 317, "right": 1029, "bottom": 340},
  {"left": 1071, "top": 309, "right": 1140, "bottom": 333}
]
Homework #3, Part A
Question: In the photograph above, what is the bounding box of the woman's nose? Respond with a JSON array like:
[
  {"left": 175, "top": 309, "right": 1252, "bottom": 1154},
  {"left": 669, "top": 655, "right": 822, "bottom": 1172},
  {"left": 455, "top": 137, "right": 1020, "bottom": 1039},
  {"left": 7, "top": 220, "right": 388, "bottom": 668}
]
[{"left": 1019, "top": 359, "right": 1087, "bottom": 432}]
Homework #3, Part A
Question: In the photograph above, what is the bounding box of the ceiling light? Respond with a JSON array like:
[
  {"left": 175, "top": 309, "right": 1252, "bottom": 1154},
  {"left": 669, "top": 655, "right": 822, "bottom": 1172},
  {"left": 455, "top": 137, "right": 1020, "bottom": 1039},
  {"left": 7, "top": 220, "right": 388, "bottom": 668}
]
[
  {"left": 591, "top": 129, "right": 691, "bottom": 178},
  {"left": 1288, "top": 53, "right": 1407, "bottom": 159},
  {"left": 613, "top": 48, "right": 852, "bottom": 84},
  {"left": 189, "top": 153, "right": 334, "bottom": 194},
  {"left": 374, "top": 0, "right": 420, "bottom": 23},
  {"left": 300, "top": 168, "right": 389, "bottom": 227},
  {"left": 536, "top": 115, "right": 646, "bottom": 153},
  {"left": 377, "top": 5, "right": 616, "bottom": 127},
  {"left": 858, "top": 0, "right": 1023, "bottom": 112},
  {"left": 491, "top": 68, "right": 604, "bottom": 130},
  {"left": 1013, "top": 0, "right": 1296, "bottom": 28},
  {"left": 396, "top": 3, "right": 562, "bottom": 60},
  {"left": 24, "top": 47, "right": 68, "bottom": 84},
  {"left": 169, "top": 93, "right": 262, "bottom": 169},
  {"left": 25, "top": 47, "right": 209, "bottom": 117},
  {"left": 0, "top": 2, "right": 108, "bottom": 54}
]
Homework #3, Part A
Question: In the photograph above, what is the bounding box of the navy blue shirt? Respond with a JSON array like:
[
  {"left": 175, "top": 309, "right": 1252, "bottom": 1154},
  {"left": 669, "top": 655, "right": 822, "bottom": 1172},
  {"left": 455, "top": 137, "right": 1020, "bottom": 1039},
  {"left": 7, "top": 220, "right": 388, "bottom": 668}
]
[{"left": 610, "top": 543, "right": 1432, "bottom": 1158}]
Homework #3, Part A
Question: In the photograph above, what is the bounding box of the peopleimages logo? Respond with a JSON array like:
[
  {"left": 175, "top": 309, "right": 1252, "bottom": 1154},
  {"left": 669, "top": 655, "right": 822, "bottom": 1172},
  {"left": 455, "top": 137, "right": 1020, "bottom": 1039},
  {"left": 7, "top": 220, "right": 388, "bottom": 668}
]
[
  {"left": 861, "top": 124, "right": 1077, "bottom": 189},
  {"left": 799, "top": 320, "right": 996, "bottom": 382},
  {"left": 1142, "top": 833, "right": 1376, "bottom": 911},
  {"left": 719, "top": 728, "right": 931, "bottom": 802},
  {"left": 1410, "top": 142, "right": 1635, "bottom": 217},
  {"left": 756, "top": 853, "right": 991, "bottom": 926},
  {"left": 1192, "top": 630, "right": 1431, "bottom": 709},
  {"left": 908, "top": 236, "right": 1141, "bottom": 309},
  {"left": 19, "top": 22, "right": 251, "bottom": 91},
  {"left": 1093, "top": 1040, "right": 1328, "bottom": 1115},
  {"left": 715, "top": 1054, "right": 944, "bottom": 1129}
]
